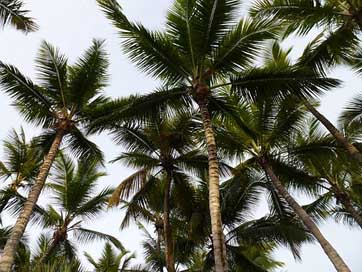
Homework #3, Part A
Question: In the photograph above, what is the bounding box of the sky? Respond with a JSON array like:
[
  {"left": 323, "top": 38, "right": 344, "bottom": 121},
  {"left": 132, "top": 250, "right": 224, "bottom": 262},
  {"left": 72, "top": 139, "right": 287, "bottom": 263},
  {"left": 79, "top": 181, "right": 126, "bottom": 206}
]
[{"left": 0, "top": 0, "right": 361, "bottom": 271}]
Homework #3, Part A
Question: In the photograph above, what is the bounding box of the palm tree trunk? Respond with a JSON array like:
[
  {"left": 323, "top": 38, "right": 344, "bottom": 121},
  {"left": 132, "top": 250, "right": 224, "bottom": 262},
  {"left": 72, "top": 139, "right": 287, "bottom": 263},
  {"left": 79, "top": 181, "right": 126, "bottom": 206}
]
[
  {"left": 339, "top": 197, "right": 362, "bottom": 228},
  {"left": 303, "top": 100, "right": 362, "bottom": 162},
  {"left": 0, "top": 130, "right": 65, "bottom": 272},
  {"left": 197, "top": 97, "right": 227, "bottom": 272},
  {"left": 163, "top": 171, "right": 175, "bottom": 272},
  {"left": 259, "top": 156, "right": 351, "bottom": 272},
  {"left": 330, "top": 184, "right": 362, "bottom": 228},
  {"left": 155, "top": 224, "right": 163, "bottom": 272},
  {"left": 39, "top": 232, "right": 62, "bottom": 264}
]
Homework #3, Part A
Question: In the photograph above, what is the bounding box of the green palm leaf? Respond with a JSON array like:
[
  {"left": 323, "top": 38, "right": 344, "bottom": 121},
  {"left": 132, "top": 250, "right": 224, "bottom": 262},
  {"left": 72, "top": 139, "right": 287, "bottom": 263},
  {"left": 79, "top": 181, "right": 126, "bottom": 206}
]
[{"left": 0, "top": 0, "right": 37, "bottom": 32}]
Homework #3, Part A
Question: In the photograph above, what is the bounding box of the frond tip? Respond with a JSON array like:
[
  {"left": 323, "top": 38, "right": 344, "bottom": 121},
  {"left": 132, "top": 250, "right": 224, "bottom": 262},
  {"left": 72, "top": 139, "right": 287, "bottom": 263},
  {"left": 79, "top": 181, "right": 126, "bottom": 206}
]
[{"left": 0, "top": 0, "right": 38, "bottom": 32}]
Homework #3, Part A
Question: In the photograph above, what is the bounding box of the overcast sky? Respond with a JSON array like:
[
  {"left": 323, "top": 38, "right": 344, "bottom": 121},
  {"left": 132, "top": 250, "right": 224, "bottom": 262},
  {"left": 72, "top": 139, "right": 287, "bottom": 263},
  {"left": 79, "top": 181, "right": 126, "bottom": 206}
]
[{"left": 0, "top": 0, "right": 361, "bottom": 271}]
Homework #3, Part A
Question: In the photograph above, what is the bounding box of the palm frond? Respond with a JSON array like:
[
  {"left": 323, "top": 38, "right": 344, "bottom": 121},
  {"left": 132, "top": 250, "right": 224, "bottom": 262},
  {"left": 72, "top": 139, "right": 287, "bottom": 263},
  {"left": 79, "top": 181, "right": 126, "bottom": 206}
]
[
  {"left": 66, "top": 126, "right": 104, "bottom": 163},
  {"left": 73, "top": 228, "right": 123, "bottom": 249},
  {"left": 36, "top": 41, "right": 68, "bottom": 108},
  {"left": 68, "top": 39, "right": 109, "bottom": 109},
  {"left": 298, "top": 28, "right": 358, "bottom": 75},
  {"left": 87, "top": 86, "right": 191, "bottom": 133},
  {"left": 340, "top": 93, "right": 362, "bottom": 128},
  {"left": 250, "top": 0, "right": 346, "bottom": 36},
  {"left": 0, "top": 62, "right": 54, "bottom": 127},
  {"left": 0, "top": 0, "right": 37, "bottom": 32},
  {"left": 97, "top": 0, "right": 189, "bottom": 84},
  {"left": 213, "top": 18, "right": 279, "bottom": 74},
  {"left": 110, "top": 169, "right": 149, "bottom": 206},
  {"left": 230, "top": 65, "right": 340, "bottom": 102}
]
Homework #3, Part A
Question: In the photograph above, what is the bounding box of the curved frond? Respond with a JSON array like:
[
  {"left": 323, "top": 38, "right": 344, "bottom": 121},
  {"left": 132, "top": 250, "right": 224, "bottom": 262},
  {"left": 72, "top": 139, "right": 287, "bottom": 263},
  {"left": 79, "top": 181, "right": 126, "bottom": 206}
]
[
  {"left": 97, "top": 0, "right": 189, "bottom": 84},
  {"left": 72, "top": 228, "right": 123, "bottom": 249},
  {"left": 36, "top": 41, "right": 68, "bottom": 108},
  {"left": 0, "top": 62, "right": 54, "bottom": 127},
  {"left": 68, "top": 39, "right": 109, "bottom": 109},
  {"left": 0, "top": 0, "right": 37, "bottom": 32}
]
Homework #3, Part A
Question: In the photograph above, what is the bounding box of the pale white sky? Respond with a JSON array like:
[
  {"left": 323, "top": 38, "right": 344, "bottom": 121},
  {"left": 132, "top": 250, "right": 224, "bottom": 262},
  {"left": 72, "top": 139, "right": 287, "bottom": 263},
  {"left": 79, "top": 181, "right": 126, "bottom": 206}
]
[{"left": 0, "top": 0, "right": 361, "bottom": 271}]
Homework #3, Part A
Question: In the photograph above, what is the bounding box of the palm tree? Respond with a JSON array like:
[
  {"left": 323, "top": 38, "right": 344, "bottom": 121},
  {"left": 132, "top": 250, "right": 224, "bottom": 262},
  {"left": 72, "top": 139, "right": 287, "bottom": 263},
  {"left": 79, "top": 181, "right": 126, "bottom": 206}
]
[
  {"left": 250, "top": 0, "right": 362, "bottom": 162},
  {"left": 0, "top": 128, "right": 43, "bottom": 217},
  {"left": 85, "top": 242, "right": 146, "bottom": 272},
  {"left": 0, "top": 0, "right": 37, "bottom": 32},
  {"left": 215, "top": 93, "right": 351, "bottom": 271},
  {"left": 0, "top": 227, "right": 28, "bottom": 271},
  {"left": 14, "top": 234, "right": 85, "bottom": 272},
  {"left": 182, "top": 176, "right": 312, "bottom": 271},
  {"left": 118, "top": 176, "right": 202, "bottom": 271},
  {"left": 108, "top": 112, "right": 211, "bottom": 271},
  {"left": 290, "top": 118, "right": 362, "bottom": 228},
  {"left": 138, "top": 222, "right": 165, "bottom": 272},
  {"left": 0, "top": 39, "right": 108, "bottom": 271},
  {"left": 95, "top": 1, "right": 339, "bottom": 269},
  {"left": 35, "top": 153, "right": 121, "bottom": 263}
]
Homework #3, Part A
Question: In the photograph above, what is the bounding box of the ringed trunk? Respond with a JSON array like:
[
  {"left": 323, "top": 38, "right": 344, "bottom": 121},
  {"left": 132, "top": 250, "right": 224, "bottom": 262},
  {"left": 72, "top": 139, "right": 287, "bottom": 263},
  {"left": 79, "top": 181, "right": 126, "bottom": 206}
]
[
  {"left": 197, "top": 97, "right": 227, "bottom": 272},
  {"left": 303, "top": 100, "right": 362, "bottom": 162},
  {"left": 259, "top": 157, "right": 351, "bottom": 272},
  {"left": 163, "top": 171, "right": 175, "bottom": 272},
  {"left": 0, "top": 130, "right": 65, "bottom": 272}
]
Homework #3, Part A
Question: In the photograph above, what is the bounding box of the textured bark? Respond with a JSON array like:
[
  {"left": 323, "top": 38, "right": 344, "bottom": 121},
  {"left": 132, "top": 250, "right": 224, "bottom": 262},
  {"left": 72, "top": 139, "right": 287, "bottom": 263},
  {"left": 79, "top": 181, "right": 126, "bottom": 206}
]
[
  {"left": 304, "top": 100, "right": 362, "bottom": 162},
  {"left": 340, "top": 197, "right": 362, "bottom": 228},
  {"left": 163, "top": 172, "right": 175, "bottom": 272},
  {"left": 0, "top": 130, "right": 65, "bottom": 272},
  {"left": 330, "top": 183, "right": 362, "bottom": 229},
  {"left": 155, "top": 223, "right": 164, "bottom": 272},
  {"left": 39, "top": 237, "right": 60, "bottom": 264},
  {"left": 197, "top": 97, "right": 227, "bottom": 272},
  {"left": 260, "top": 157, "right": 351, "bottom": 272},
  {"left": 40, "top": 225, "right": 67, "bottom": 264}
]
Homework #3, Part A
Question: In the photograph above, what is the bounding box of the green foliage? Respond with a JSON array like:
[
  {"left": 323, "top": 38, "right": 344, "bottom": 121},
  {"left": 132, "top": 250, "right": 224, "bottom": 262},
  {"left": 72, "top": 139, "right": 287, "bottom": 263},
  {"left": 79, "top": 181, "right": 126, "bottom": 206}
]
[
  {"left": 32, "top": 154, "right": 121, "bottom": 262},
  {"left": 85, "top": 242, "right": 147, "bottom": 272},
  {"left": 0, "top": 0, "right": 37, "bottom": 32},
  {"left": 1, "top": 0, "right": 360, "bottom": 270},
  {"left": 251, "top": 0, "right": 362, "bottom": 73},
  {"left": 0, "top": 40, "right": 109, "bottom": 162}
]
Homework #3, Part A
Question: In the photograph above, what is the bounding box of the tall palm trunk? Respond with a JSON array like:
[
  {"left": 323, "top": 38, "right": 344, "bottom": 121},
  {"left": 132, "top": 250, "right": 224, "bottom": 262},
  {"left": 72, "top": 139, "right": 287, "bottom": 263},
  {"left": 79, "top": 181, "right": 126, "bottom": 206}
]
[
  {"left": 157, "top": 229, "right": 163, "bottom": 272},
  {"left": 329, "top": 183, "right": 362, "bottom": 228},
  {"left": 40, "top": 237, "right": 60, "bottom": 264},
  {"left": 163, "top": 171, "right": 175, "bottom": 272},
  {"left": 155, "top": 221, "right": 164, "bottom": 272},
  {"left": 303, "top": 100, "right": 362, "bottom": 162},
  {"left": 339, "top": 197, "right": 362, "bottom": 228},
  {"left": 40, "top": 226, "right": 67, "bottom": 264},
  {"left": 197, "top": 97, "right": 227, "bottom": 272},
  {"left": 259, "top": 156, "right": 351, "bottom": 272},
  {"left": 0, "top": 130, "right": 65, "bottom": 272}
]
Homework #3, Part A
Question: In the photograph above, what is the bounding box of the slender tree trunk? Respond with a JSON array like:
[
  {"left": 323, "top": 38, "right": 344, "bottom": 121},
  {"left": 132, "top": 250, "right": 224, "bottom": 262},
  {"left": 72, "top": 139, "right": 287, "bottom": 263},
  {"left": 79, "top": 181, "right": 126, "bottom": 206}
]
[
  {"left": 0, "top": 130, "right": 65, "bottom": 272},
  {"left": 40, "top": 239, "right": 59, "bottom": 264},
  {"left": 329, "top": 183, "right": 362, "bottom": 228},
  {"left": 39, "top": 229, "right": 65, "bottom": 264},
  {"left": 303, "top": 100, "right": 362, "bottom": 162},
  {"left": 155, "top": 224, "right": 164, "bottom": 272},
  {"left": 163, "top": 171, "right": 175, "bottom": 272},
  {"left": 197, "top": 97, "right": 227, "bottom": 272},
  {"left": 259, "top": 156, "right": 351, "bottom": 272},
  {"left": 340, "top": 197, "right": 362, "bottom": 228}
]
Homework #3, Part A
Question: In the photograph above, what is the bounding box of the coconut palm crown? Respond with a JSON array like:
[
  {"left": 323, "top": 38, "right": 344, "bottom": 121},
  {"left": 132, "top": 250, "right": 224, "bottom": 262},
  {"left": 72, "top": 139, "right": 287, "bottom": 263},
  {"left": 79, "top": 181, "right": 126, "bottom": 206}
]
[
  {"left": 94, "top": 1, "right": 339, "bottom": 270},
  {"left": 0, "top": 39, "right": 109, "bottom": 271},
  {"left": 36, "top": 153, "right": 121, "bottom": 263}
]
